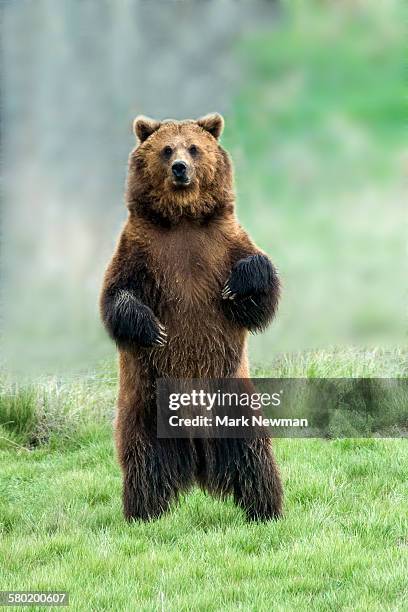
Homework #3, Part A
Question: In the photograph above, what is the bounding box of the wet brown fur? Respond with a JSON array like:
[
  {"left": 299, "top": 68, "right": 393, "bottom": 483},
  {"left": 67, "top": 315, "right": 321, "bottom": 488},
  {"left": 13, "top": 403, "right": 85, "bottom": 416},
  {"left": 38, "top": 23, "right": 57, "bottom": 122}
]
[{"left": 100, "top": 115, "right": 283, "bottom": 521}]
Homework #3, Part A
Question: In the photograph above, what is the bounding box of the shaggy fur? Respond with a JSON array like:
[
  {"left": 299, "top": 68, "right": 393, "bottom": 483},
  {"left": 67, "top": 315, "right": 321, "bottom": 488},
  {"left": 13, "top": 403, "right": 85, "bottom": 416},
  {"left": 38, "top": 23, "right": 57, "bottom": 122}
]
[{"left": 100, "top": 114, "right": 283, "bottom": 521}]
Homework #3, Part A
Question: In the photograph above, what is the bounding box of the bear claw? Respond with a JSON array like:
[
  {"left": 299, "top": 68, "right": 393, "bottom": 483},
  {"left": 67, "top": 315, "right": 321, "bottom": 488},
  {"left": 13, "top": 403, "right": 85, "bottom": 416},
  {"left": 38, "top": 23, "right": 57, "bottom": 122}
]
[
  {"left": 222, "top": 284, "right": 236, "bottom": 300},
  {"left": 154, "top": 326, "right": 168, "bottom": 346}
]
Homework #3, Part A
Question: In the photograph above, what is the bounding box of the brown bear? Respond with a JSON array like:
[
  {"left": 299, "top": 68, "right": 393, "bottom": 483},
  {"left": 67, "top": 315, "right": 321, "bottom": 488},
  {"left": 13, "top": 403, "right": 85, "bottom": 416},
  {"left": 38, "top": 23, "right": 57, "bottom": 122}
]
[{"left": 100, "top": 113, "right": 283, "bottom": 521}]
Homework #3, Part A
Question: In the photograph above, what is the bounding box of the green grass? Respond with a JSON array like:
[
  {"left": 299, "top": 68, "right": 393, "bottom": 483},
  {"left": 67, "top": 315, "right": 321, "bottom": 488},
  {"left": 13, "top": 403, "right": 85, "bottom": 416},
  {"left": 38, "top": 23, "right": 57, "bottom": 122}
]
[
  {"left": 1, "top": 349, "right": 407, "bottom": 610},
  {"left": 1, "top": 436, "right": 407, "bottom": 611}
]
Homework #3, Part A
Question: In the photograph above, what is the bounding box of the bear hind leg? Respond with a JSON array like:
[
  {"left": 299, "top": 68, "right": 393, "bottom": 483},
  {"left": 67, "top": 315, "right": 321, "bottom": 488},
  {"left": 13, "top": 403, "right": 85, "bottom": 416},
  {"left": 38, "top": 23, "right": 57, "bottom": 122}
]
[
  {"left": 122, "top": 438, "right": 195, "bottom": 521},
  {"left": 198, "top": 438, "right": 283, "bottom": 521},
  {"left": 233, "top": 438, "right": 283, "bottom": 521}
]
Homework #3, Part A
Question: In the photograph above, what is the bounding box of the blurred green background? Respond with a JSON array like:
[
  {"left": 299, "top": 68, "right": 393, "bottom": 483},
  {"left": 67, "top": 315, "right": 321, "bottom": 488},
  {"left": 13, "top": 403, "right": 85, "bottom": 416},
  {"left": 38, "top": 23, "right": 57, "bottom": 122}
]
[{"left": 2, "top": 0, "right": 405, "bottom": 374}]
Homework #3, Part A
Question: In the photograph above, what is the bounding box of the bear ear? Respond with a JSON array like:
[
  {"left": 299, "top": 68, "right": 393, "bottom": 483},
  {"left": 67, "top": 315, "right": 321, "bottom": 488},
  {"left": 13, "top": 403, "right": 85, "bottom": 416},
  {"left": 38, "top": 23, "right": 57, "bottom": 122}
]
[
  {"left": 196, "top": 113, "right": 224, "bottom": 140},
  {"left": 133, "top": 116, "right": 161, "bottom": 143}
]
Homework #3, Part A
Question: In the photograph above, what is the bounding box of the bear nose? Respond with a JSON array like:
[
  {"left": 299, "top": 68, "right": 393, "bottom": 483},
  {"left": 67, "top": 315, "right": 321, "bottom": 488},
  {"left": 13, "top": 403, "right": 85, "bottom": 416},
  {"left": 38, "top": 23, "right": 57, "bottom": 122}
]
[{"left": 172, "top": 160, "right": 187, "bottom": 179}]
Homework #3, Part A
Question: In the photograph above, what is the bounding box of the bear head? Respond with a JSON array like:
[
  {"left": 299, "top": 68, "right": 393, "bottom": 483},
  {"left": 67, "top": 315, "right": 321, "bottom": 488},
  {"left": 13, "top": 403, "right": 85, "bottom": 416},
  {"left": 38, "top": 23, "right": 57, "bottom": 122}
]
[{"left": 126, "top": 114, "right": 235, "bottom": 224}]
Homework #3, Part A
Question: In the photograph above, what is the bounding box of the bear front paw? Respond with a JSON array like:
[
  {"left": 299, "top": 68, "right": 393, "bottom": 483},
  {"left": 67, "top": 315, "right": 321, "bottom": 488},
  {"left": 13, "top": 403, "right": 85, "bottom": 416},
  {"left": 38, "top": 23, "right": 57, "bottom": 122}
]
[
  {"left": 221, "top": 255, "right": 280, "bottom": 331},
  {"left": 222, "top": 254, "right": 275, "bottom": 301},
  {"left": 106, "top": 290, "right": 167, "bottom": 349},
  {"left": 133, "top": 309, "right": 168, "bottom": 348}
]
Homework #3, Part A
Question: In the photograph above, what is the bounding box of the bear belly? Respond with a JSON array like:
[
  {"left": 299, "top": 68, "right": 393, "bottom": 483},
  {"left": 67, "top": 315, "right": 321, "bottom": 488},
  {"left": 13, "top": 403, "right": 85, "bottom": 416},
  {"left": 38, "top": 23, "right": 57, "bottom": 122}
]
[
  {"left": 147, "top": 302, "right": 245, "bottom": 378},
  {"left": 141, "top": 221, "right": 246, "bottom": 377}
]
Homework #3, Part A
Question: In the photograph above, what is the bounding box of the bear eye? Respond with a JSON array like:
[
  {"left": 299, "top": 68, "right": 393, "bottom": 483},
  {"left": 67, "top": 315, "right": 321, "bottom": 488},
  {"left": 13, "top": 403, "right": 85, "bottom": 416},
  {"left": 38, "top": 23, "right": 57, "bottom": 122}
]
[
  {"left": 162, "top": 146, "right": 173, "bottom": 158},
  {"left": 189, "top": 144, "right": 198, "bottom": 156}
]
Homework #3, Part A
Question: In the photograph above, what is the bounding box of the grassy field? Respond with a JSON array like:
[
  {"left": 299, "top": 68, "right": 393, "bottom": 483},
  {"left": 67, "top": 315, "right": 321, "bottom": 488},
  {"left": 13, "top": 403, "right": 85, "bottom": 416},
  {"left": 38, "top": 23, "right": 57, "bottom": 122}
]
[{"left": 1, "top": 349, "right": 407, "bottom": 611}]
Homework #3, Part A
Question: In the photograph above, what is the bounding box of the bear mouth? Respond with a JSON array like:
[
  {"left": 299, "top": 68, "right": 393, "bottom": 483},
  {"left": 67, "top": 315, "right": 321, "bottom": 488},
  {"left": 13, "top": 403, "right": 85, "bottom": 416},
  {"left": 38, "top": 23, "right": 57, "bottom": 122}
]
[{"left": 172, "top": 177, "right": 191, "bottom": 188}]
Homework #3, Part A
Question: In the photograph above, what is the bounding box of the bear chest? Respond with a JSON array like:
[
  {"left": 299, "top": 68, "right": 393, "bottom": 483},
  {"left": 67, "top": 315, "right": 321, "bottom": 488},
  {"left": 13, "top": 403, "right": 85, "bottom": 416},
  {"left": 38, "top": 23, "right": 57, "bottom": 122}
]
[{"left": 145, "top": 224, "right": 229, "bottom": 306}]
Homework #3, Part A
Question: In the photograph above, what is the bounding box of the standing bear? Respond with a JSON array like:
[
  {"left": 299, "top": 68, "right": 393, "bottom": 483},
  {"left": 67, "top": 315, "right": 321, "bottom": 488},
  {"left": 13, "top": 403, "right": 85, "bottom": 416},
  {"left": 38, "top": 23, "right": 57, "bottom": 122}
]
[{"left": 100, "top": 113, "right": 283, "bottom": 521}]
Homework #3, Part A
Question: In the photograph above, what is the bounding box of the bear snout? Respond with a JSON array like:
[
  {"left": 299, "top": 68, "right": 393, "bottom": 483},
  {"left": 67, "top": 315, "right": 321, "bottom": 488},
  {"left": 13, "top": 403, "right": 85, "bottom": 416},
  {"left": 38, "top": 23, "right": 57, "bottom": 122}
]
[{"left": 172, "top": 160, "right": 190, "bottom": 185}]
